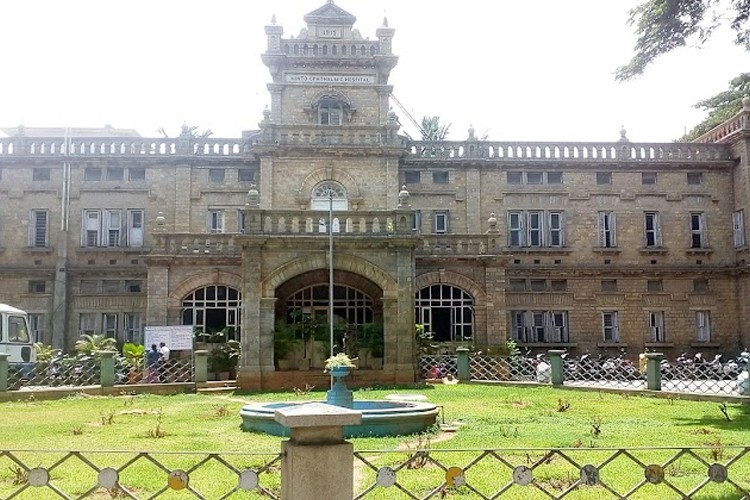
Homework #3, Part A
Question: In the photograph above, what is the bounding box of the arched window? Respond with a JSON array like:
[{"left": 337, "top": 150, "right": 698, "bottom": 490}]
[
  {"left": 311, "top": 181, "right": 348, "bottom": 210},
  {"left": 182, "top": 285, "right": 241, "bottom": 341},
  {"left": 318, "top": 97, "right": 343, "bottom": 125},
  {"left": 415, "top": 285, "right": 473, "bottom": 342},
  {"left": 286, "top": 284, "right": 374, "bottom": 329}
]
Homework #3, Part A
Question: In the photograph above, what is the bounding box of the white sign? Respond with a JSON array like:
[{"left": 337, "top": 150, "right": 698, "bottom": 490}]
[
  {"left": 284, "top": 73, "right": 375, "bottom": 85},
  {"left": 144, "top": 325, "right": 194, "bottom": 351}
]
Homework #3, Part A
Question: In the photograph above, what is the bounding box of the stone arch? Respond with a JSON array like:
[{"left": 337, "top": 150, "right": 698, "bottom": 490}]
[
  {"left": 414, "top": 271, "right": 486, "bottom": 305},
  {"left": 308, "top": 88, "right": 352, "bottom": 109},
  {"left": 262, "top": 253, "right": 396, "bottom": 298},
  {"left": 295, "top": 166, "right": 363, "bottom": 209},
  {"left": 169, "top": 270, "right": 243, "bottom": 309}
]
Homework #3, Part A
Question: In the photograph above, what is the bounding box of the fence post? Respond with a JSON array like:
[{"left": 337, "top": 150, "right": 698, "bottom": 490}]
[
  {"left": 0, "top": 352, "right": 9, "bottom": 392},
  {"left": 456, "top": 347, "right": 470, "bottom": 381},
  {"left": 548, "top": 350, "right": 566, "bottom": 387},
  {"left": 274, "top": 402, "right": 362, "bottom": 500},
  {"left": 194, "top": 350, "right": 208, "bottom": 383},
  {"left": 645, "top": 352, "right": 663, "bottom": 391},
  {"left": 99, "top": 351, "right": 117, "bottom": 388}
]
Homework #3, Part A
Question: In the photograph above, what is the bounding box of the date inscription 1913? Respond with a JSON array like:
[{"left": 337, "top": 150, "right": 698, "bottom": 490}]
[{"left": 318, "top": 27, "right": 343, "bottom": 38}]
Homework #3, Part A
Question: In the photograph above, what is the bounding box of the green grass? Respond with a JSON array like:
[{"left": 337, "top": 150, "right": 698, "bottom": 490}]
[{"left": 0, "top": 384, "right": 748, "bottom": 499}]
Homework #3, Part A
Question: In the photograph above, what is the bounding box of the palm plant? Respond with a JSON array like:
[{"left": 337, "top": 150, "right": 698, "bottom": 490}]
[{"left": 74, "top": 334, "right": 117, "bottom": 357}]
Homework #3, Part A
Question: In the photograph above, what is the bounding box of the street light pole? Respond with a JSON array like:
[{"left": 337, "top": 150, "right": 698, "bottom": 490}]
[{"left": 328, "top": 192, "right": 334, "bottom": 360}]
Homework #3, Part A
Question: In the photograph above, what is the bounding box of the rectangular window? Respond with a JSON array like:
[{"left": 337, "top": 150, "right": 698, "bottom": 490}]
[
  {"left": 33, "top": 168, "right": 50, "bottom": 181},
  {"left": 84, "top": 167, "right": 102, "bottom": 182},
  {"left": 238, "top": 169, "right": 255, "bottom": 182},
  {"left": 106, "top": 167, "right": 124, "bottom": 181},
  {"left": 508, "top": 210, "right": 566, "bottom": 248},
  {"left": 83, "top": 210, "right": 101, "bottom": 247},
  {"left": 102, "top": 313, "right": 118, "bottom": 338},
  {"left": 649, "top": 311, "right": 666, "bottom": 342},
  {"left": 80, "top": 280, "right": 98, "bottom": 294},
  {"left": 687, "top": 172, "right": 703, "bottom": 185},
  {"left": 509, "top": 279, "right": 527, "bottom": 292},
  {"left": 28, "top": 313, "right": 45, "bottom": 343},
  {"left": 644, "top": 212, "right": 661, "bottom": 247},
  {"left": 550, "top": 280, "right": 568, "bottom": 292},
  {"left": 128, "top": 167, "right": 146, "bottom": 181},
  {"left": 601, "top": 280, "right": 618, "bottom": 292},
  {"left": 102, "top": 280, "right": 121, "bottom": 293},
  {"left": 404, "top": 171, "right": 420, "bottom": 184},
  {"left": 642, "top": 172, "right": 657, "bottom": 185},
  {"left": 526, "top": 172, "right": 543, "bottom": 185},
  {"left": 693, "top": 278, "right": 709, "bottom": 293},
  {"left": 596, "top": 172, "right": 612, "bottom": 185},
  {"left": 434, "top": 211, "right": 448, "bottom": 234},
  {"left": 530, "top": 279, "right": 546, "bottom": 292},
  {"left": 733, "top": 210, "right": 746, "bottom": 247},
  {"left": 28, "top": 281, "right": 46, "bottom": 294},
  {"left": 207, "top": 209, "right": 225, "bottom": 233},
  {"left": 548, "top": 212, "right": 564, "bottom": 247},
  {"left": 125, "top": 280, "right": 142, "bottom": 293},
  {"left": 602, "top": 311, "right": 619, "bottom": 342},
  {"left": 690, "top": 212, "right": 707, "bottom": 248},
  {"left": 647, "top": 279, "right": 663, "bottom": 292},
  {"left": 79, "top": 313, "right": 97, "bottom": 335},
  {"left": 412, "top": 210, "right": 422, "bottom": 232},
  {"left": 209, "top": 168, "right": 225, "bottom": 183},
  {"left": 29, "top": 209, "right": 49, "bottom": 247},
  {"left": 507, "top": 172, "right": 523, "bottom": 185},
  {"left": 124, "top": 313, "right": 143, "bottom": 344},
  {"left": 546, "top": 172, "right": 563, "bottom": 184},
  {"left": 695, "top": 311, "right": 711, "bottom": 342},
  {"left": 598, "top": 211, "right": 616, "bottom": 248},
  {"left": 104, "top": 210, "right": 122, "bottom": 247},
  {"left": 511, "top": 311, "right": 569, "bottom": 343},
  {"left": 432, "top": 171, "right": 449, "bottom": 184},
  {"left": 128, "top": 209, "right": 144, "bottom": 247}
]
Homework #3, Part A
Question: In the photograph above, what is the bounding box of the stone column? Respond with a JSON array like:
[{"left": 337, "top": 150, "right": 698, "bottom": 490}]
[
  {"left": 274, "top": 403, "right": 362, "bottom": 500},
  {"left": 238, "top": 244, "right": 263, "bottom": 390},
  {"left": 194, "top": 350, "right": 208, "bottom": 383},
  {"left": 484, "top": 262, "right": 507, "bottom": 345},
  {"left": 146, "top": 266, "right": 169, "bottom": 325}
]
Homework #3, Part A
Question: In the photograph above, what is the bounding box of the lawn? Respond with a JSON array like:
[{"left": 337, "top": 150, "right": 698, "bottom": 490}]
[{"left": 0, "top": 384, "right": 748, "bottom": 498}]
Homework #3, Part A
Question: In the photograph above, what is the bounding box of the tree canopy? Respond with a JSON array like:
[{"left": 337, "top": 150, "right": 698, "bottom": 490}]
[
  {"left": 420, "top": 116, "right": 451, "bottom": 141},
  {"left": 616, "top": 0, "right": 750, "bottom": 82},
  {"left": 680, "top": 72, "right": 750, "bottom": 141}
]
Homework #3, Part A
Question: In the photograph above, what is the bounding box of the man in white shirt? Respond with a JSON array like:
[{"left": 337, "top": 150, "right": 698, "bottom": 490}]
[{"left": 158, "top": 342, "right": 170, "bottom": 382}]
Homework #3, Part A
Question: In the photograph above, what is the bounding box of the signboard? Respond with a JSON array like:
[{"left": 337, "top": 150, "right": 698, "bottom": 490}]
[
  {"left": 284, "top": 73, "right": 376, "bottom": 85},
  {"left": 144, "top": 325, "right": 194, "bottom": 351}
]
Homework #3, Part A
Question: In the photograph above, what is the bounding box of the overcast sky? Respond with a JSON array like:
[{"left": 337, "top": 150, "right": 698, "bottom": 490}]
[{"left": 1, "top": 0, "right": 747, "bottom": 142}]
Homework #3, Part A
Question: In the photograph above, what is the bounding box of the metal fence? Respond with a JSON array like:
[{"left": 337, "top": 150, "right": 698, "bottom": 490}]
[
  {"left": 0, "top": 449, "right": 282, "bottom": 499},
  {"left": 3, "top": 446, "right": 747, "bottom": 499},
  {"left": 353, "top": 446, "right": 750, "bottom": 499},
  {"left": 418, "top": 353, "right": 750, "bottom": 397}
]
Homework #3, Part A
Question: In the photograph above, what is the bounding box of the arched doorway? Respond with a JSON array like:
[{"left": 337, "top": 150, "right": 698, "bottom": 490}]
[
  {"left": 181, "top": 285, "right": 242, "bottom": 341},
  {"left": 415, "top": 284, "right": 474, "bottom": 343}
]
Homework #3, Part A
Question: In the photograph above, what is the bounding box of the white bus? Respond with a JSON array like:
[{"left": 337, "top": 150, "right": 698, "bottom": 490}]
[{"left": 0, "top": 304, "right": 36, "bottom": 374}]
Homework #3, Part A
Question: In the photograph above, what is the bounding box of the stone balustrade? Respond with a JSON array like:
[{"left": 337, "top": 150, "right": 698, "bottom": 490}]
[
  {"left": 0, "top": 137, "right": 246, "bottom": 157},
  {"left": 695, "top": 113, "right": 749, "bottom": 144},
  {"left": 405, "top": 141, "right": 731, "bottom": 162},
  {"left": 280, "top": 40, "right": 380, "bottom": 58},
  {"left": 150, "top": 233, "right": 241, "bottom": 256},
  {"left": 417, "top": 234, "right": 504, "bottom": 256},
  {"left": 243, "top": 209, "right": 415, "bottom": 236}
]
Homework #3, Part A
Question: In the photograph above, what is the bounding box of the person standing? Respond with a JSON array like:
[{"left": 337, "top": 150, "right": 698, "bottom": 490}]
[
  {"left": 146, "top": 344, "right": 160, "bottom": 383},
  {"left": 158, "top": 342, "right": 170, "bottom": 383}
]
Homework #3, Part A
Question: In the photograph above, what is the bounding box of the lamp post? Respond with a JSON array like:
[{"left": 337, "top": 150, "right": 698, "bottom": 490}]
[{"left": 328, "top": 192, "right": 335, "bottom": 364}]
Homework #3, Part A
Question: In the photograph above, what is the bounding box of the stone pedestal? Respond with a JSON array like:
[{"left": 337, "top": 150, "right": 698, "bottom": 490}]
[{"left": 274, "top": 403, "right": 362, "bottom": 500}]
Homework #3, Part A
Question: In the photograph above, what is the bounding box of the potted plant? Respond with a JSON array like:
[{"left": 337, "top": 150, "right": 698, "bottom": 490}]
[
  {"left": 208, "top": 340, "right": 241, "bottom": 380},
  {"left": 122, "top": 342, "right": 146, "bottom": 383},
  {"left": 324, "top": 352, "right": 357, "bottom": 378},
  {"left": 273, "top": 320, "right": 301, "bottom": 370},
  {"left": 360, "top": 320, "right": 384, "bottom": 369}
]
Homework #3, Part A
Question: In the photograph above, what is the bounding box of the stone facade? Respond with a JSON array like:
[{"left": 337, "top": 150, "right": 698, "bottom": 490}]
[{"left": 1, "top": 1, "right": 750, "bottom": 389}]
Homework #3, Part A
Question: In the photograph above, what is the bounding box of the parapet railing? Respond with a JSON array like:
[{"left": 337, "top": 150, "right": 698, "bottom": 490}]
[
  {"left": 405, "top": 141, "right": 732, "bottom": 162},
  {"left": 242, "top": 209, "right": 416, "bottom": 236},
  {"left": 0, "top": 137, "right": 247, "bottom": 157}
]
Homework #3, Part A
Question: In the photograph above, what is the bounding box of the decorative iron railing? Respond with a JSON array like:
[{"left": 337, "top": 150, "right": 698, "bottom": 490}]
[
  {"left": 0, "top": 449, "right": 281, "bottom": 499},
  {"left": 353, "top": 446, "right": 750, "bottom": 499}
]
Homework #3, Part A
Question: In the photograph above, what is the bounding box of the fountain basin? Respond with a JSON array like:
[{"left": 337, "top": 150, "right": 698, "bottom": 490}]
[{"left": 240, "top": 400, "right": 439, "bottom": 437}]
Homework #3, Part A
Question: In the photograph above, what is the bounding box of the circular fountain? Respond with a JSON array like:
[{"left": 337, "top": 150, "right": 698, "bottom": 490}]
[{"left": 240, "top": 367, "right": 439, "bottom": 438}]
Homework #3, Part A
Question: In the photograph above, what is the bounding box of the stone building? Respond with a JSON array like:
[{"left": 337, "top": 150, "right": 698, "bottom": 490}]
[{"left": 1, "top": 1, "right": 749, "bottom": 389}]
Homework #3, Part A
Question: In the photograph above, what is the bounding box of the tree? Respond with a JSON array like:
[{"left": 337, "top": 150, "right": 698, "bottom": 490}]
[
  {"left": 420, "top": 116, "right": 451, "bottom": 141},
  {"left": 616, "top": 0, "right": 750, "bottom": 82},
  {"left": 157, "top": 124, "right": 213, "bottom": 138},
  {"left": 680, "top": 73, "right": 750, "bottom": 141}
]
